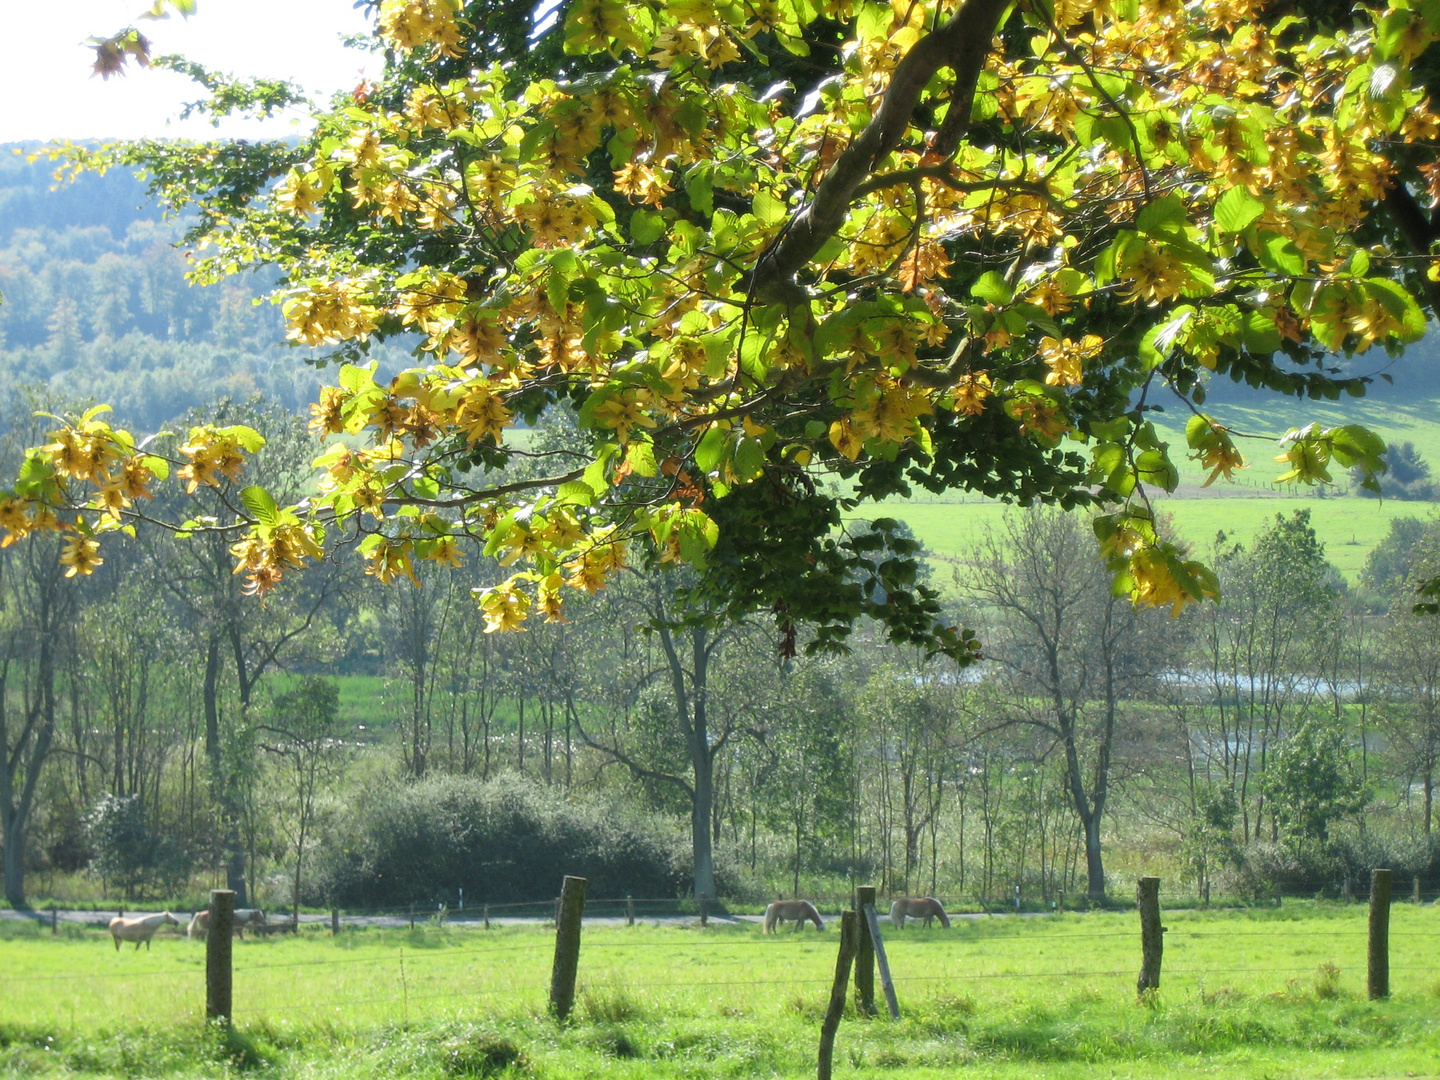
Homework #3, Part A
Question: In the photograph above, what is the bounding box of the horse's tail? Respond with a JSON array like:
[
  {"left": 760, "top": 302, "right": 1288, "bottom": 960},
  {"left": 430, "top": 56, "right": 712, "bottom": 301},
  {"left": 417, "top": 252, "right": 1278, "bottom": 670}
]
[
  {"left": 889, "top": 899, "right": 904, "bottom": 928},
  {"left": 763, "top": 903, "right": 778, "bottom": 934},
  {"left": 805, "top": 901, "right": 824, "bottom": 931},
  {"left": 187, "top": 912, "right": 206, "bottom": 940}
]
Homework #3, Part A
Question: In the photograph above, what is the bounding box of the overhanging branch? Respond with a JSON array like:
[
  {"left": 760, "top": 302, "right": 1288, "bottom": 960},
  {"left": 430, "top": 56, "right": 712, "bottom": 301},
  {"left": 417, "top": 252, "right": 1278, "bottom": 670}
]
[{"left": 751, "top": 0, "right": 1012, "bottom": 304}]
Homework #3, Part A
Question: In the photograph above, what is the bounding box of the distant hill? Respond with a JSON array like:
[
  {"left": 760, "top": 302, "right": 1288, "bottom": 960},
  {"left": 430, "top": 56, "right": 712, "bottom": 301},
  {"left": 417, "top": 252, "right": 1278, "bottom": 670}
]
[{"left": 0, "top": 147, "right": 427, "bottom": 432}]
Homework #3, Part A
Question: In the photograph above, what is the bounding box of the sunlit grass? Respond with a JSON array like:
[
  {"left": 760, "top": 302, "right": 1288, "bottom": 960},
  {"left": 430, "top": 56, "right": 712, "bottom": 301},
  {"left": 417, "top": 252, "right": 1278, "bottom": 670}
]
[{"left": 3, "top": 902, "right": 1439, "bottom": 1078}]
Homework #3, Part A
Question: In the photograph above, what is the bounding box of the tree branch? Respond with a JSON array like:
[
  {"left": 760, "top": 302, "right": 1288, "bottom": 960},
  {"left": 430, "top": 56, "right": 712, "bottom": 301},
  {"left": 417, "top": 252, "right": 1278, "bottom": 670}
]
[{"left": 751, "top": 0, "right": 1012, "bottom": 304}]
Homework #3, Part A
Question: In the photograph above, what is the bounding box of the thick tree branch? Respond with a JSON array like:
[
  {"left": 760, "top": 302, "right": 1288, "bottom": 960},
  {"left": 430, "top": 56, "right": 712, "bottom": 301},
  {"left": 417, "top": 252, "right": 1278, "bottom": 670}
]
[{"left": 752, "top": 0, "right": 1011, "bottom": 303}]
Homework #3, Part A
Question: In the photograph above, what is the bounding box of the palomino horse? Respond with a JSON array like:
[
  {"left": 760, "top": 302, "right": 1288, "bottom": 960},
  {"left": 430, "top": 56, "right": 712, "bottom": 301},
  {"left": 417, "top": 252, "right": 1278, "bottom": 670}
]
[
  {"left": 187, "top": 908, "right": 267, "bottom": 940},
  {"left": 763, "top": 900, "right": 824, "bottom": 933},
  {"left": 889, "top": 897, "right": 951, "bottom": 928},
  {"left": 108, "top": 912, "right": 180, "bottom": 951}
]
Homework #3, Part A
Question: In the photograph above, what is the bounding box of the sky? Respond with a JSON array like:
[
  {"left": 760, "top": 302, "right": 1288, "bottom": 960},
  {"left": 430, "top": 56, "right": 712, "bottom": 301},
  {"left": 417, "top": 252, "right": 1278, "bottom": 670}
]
[{"left": 0, "top": 0, "right": 379, "bottom": 143}]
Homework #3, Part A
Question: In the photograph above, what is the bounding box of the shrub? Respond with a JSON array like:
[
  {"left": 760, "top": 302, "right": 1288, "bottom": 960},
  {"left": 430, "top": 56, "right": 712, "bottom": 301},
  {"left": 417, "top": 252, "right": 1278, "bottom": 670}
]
[
  {"left": 83, "top": 793, "right": 191, "bottom": 900},
  {"left": 310, "top": 773, "right": 689, "bottom": 907}
]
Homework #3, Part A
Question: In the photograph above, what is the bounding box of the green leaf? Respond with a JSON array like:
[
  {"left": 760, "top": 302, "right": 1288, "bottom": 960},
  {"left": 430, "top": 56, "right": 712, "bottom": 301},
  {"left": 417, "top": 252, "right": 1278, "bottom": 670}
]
[
  {"left": 222, "top": 425, "right": 266, "bottom": 454},
  {"left": 752, "top": 188, "right": 787, "bottom": 226},
  {"left": 684, "top": 162, "right": 715, "bottom": 216},
  {"left": 1258, "top": 232, "right": 1306, "bottom": 275},
  {"left": 582, "top": 450, "right": 611, "bottom": 495},
  {"left": 1214, "top": 187, "right": 1264, "bottom": 234},
  {"left": 625, "top": 439, "right": 658, "bottom": 477},
  {"left": 695, "top": 424, "right": 727, "bottom": 474},
  {"left": 239, "top": 485, "right": 281, "bottom": 527},
  {"left": 970, "top": 271, "right": 1013, "bottom": 305},
  {"left": 1136, "top": 192, "right": 1189, "bottom": 237},
  {"left": 556, "top": 480, "right": 597, "bottom": 506},
  {"left": 630, "top": 208, "right": 666, "bottom": 245},
  {"left": 734, "top": 435, "right": 765, "bottom": 480},
  {"left": 1238, "top": 311, "right": 1280, "bottom": 355},
  {"left": 1329, "top": 424, "right": 1387, "bottom": 471}
]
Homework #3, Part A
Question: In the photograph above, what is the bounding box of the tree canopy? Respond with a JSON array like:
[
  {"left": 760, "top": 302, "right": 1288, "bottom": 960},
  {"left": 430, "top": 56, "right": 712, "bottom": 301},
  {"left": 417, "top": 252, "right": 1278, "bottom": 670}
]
[{"left": 8, "top": 0, "right": 1439, "bottom": 651}]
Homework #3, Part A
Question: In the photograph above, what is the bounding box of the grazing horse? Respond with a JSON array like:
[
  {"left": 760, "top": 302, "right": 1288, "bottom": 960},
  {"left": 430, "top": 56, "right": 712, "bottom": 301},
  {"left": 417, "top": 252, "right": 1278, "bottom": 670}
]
[
  {"left": 187, "top": 908, "right": 267, "bottom": 940},
  {"left": 763, "top": 900, "right": 825, "bottom": 933},
  {"left": 889, "top": 897, "right": 950, "bottom": 928},
  {"left": 108, "top": 912, "right": 179, "bottom": 951}
]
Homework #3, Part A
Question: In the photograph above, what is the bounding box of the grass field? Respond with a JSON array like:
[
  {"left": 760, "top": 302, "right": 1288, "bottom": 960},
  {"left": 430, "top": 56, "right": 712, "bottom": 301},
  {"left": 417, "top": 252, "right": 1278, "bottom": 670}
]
[
  {"left": 866, "top": 494, "right": 1427, "bottom": 584},
  {"left": 841, "top": 384, "right": 1440, "bottom": 585},
  {"left": 3, "top": 903, "right": 1438, "bottom": 1078}
]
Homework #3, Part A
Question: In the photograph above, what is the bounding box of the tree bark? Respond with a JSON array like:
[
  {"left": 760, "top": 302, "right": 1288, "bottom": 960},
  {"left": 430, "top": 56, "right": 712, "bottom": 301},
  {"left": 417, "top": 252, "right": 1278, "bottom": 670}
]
[{"left": 1, "top": 574, "right": 63, "bottom": 909}]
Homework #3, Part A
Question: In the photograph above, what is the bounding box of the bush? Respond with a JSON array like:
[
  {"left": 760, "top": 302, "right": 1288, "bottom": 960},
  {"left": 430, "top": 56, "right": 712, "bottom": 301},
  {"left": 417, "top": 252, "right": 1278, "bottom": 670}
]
[
  {"left": 83, "top": 793, "right": 191, "bottom": 900},
  {"left": 310, "top": 773, "right": 689, "bottom": 907}
]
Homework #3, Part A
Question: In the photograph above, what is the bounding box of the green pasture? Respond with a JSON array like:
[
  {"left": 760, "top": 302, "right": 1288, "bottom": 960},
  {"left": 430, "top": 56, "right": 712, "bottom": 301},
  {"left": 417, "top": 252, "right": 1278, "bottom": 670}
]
[
  {"left": 845, "top": 386, "right": 1440, "bottom": 586},
  {"left": 2, "top": 903, "right": 1439, "bottom": 1078},
  {"left": 860, "top": 493, "right": 1426, "bottom": 583}
]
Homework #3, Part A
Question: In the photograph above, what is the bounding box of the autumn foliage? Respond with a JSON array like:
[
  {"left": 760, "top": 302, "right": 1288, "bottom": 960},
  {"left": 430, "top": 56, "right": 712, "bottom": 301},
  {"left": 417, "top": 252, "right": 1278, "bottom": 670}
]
[{"left": 13, "top": 0, "right": 1440, "bottom": 653}]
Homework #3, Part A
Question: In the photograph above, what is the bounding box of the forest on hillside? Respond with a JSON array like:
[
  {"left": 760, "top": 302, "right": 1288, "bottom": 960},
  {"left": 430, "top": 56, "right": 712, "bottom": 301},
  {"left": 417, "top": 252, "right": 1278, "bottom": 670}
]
[{"left": 0, "top": 150, "right": 421, "bottom": 430}]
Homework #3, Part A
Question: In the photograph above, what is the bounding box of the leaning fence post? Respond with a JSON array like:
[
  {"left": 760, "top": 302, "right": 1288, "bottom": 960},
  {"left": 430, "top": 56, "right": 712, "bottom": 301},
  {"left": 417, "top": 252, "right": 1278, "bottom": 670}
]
[
  {"left": 817, "top": 910, "right": 858, "bottom": 1080},
  {"left": 1136, "top": 876, "right": 1163, "bottom": 995},
  {"left": 860, "top": 901, "right": 900, "bottom": 1019},
  {"left": 1369, "top": 868, "right": 1392, "bottom": 1000},
  {"left": 626, "top": 895, "right": 634, "bottom": 927},
  {"left": 549, "top": 875, "right": 588, "bottom": 1020},
  {"left": 206, "top": 889, "right": 235, "bottom": 1024},
  {"left": 330, "top": 908, "right": 339, "bottom": 936},
  {"left": 854, "top": 885, "right": 877, "bottom": 1017}
]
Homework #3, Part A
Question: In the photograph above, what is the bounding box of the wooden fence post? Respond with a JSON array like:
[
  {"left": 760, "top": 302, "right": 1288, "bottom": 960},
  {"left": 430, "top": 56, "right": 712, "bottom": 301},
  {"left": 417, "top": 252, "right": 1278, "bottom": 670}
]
[
  {"left": 206, "top": 889, "right": 235, "bottom": 1024},
  {"left": 408, "top": 905, "right": 415, "bottom": 930},
  {"left": 549, "top": 875, "right": 588, "bottom": 1020},
  {"left": 1136, "top": 876, "right": 1163, "bottom": 995},
  {"left": 626, "top": 895, "right": 634, "bottom": 927},
  {"left": 854, "top": 885, "right": 876, "bottom": 1017},
  {"left": 1368, "top": 868, "right": 1392, "bottom": 1000},
  {"left": 817, "top": 910, "right": 858, "bottom": 1080},
  {"left": 484, "top": 905, "right": 490, "bottom": 930},
  {"left": 50, "top": 907, "right": 58, "bottom": 934},
  {"left": 699, "top": 894, "right": 708, "bottom": 927},
  {"left": 860, "top": 902, "right": 900, "bottom": 1019},
  {"left": 331, "top": 908, "right": 339, "bottom": 936},
  {"left": 1414, "top": 875, "right": 1422, "bottom": 904}
]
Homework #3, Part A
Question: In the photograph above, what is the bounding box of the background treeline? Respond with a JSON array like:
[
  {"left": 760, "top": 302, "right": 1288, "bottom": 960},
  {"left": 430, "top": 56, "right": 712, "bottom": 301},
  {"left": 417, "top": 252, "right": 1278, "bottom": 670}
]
[
  {"left": 4, "top": 380, "right": 1440, "bottom": 915},
  {"left": 5, "top": 151, "right": 1440, "bottom": 917}
]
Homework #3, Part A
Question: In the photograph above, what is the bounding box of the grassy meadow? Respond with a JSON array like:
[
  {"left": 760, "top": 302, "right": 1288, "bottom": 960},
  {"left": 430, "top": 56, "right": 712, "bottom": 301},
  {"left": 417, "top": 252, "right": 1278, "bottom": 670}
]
[
  {"left": 3, "top": 902, "right": 1439, "bottom": 1078},
  {"left": 870, "top": 494, "right": 1422, "bottom": 583},
  {"left": 838, "top": 383, "right": 1440, "bottom": 585}
]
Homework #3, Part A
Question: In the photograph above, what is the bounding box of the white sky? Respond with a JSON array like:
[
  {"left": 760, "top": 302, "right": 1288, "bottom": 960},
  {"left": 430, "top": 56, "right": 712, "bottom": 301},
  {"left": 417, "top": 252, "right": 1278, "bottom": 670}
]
[{"left": 0, "top": 0, "right": 379, "bottom": 143}]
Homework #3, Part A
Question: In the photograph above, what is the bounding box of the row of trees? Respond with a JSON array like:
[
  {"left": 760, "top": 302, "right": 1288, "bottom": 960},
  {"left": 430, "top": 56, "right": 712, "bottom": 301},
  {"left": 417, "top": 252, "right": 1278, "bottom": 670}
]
[{"left": 5, "top": 391, "right": 1437, "bottom": 910}]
